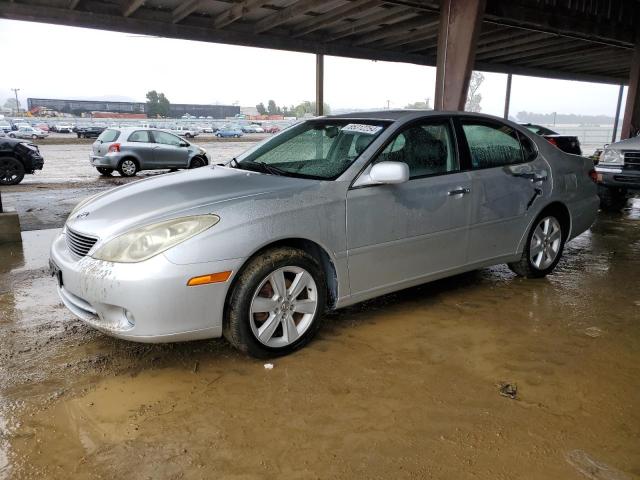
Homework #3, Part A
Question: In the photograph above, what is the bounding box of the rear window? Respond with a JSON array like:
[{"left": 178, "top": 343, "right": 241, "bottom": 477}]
[{"left": 98, "top": 129, "right": 120, "bottom": 142}]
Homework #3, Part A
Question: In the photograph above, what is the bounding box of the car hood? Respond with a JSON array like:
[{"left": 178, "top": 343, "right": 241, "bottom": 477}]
[
  {"left": 66, "top": 166, "right": 321, "bottom": 240},
  {"left": 608, "top": 135, "right": 640, "bottom": 150}
]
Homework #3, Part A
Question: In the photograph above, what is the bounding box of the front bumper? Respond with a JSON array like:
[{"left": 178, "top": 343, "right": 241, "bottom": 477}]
[
  {"left": 49, "top": 232, "right": 243, "bottom": 342},
  {"left": 595, "top": 166, "right": 640, "bottom": 190}
]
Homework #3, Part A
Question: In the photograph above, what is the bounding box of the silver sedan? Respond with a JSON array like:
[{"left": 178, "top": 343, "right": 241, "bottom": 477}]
[{"left": 50, "top": 111, "right": 599, "bottom": 357}]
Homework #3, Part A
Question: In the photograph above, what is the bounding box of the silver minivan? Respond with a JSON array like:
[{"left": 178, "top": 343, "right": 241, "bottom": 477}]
[{"left": 90, "top": 127, "right": 209, "bottom": 177}]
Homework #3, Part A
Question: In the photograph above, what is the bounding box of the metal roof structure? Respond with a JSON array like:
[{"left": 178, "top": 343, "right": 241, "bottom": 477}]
[{"left": 1, "top": 0, "right": 638, "bottom": 85}]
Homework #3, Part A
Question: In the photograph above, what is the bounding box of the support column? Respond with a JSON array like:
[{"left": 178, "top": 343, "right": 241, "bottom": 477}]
[
  {"left": 612, "top": 84, "right": 624, "bottom": 143},
  {"left": 434, "top": 0, "right": 486, "bottom": 111},
  {"left": 315, "top": 53, "right": 324, "bottom": 116},
  {"left": 621, "top": 39, "right": 640, "bottom": 139},
  {"left": 503, "top": 73, "right": 512, "bottom": 119}
]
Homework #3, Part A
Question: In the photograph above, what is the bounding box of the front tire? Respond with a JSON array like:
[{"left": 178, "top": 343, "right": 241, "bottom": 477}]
[
  {"left": 508, "top": 212, "right": 565, "bottom": 278},
  {"left": 117, "top": 158, "right": 138, "bottom": 177},
  {"left": 224, "top": 247, "right": 327, "bottom": 358},
  {"left": 96, "top": 167, "right": 113, "bottom": 176},
  {"left": 189, "top": 156, "right": 207, "bottom": 169},
  {"left": 598, "top": 185, "right": 627, "bottom": 211},
  {"left": 0, "top": 157, "right": 25, "bottom": 185}
]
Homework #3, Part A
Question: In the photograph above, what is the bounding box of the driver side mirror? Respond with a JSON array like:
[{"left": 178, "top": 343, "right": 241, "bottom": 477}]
[
  {"left": 179, "top": 141, "right": 188, "bottom": 147},
  {"left": 369, "top": 161, "right": 409, "bottom": 185}
]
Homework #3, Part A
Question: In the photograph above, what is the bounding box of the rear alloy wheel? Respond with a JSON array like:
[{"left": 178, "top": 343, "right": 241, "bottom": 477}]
[
  {"left": 224, "top": 247, "right": 326, "bottom": 358},
  {"left": 118, "top": 159, "right": 138, "bottom": 177},
  {"left": 0, "top": 157, "right": 26, "bottom": 185},
  {"left": 508, "top": 213, "right": 565, "bottom": 278},
  {"left": 31, "top": 134, "right": 38, "bottom": 140},
  {"left": 189, "top": 157, "right": 207, "bottom": 169},
  {"left": 96, "top": 167, "right": 114, "bottom": 176}
]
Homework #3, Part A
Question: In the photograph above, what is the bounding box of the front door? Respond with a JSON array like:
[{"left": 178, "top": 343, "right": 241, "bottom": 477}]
[
  {"left": 151, "top": 130, "right": 190, "bottom": 168},
  {"left": 346, "top": 119, "right": 472, "bottom": 297}
]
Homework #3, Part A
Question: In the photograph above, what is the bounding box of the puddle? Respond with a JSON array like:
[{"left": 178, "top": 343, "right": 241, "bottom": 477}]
[{"left": 0, "top": 203, "right": 638, "bottom": 478}]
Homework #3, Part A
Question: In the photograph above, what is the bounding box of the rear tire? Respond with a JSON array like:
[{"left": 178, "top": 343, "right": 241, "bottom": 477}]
[
  {"left": 224, "top": 247, "right": 327, "bottom": 358},
  {"left": 96, "top": 167, "right": 113, "bottom": 176},
  {"left": 117, "top": 158, "right": 138, "bottom": 177},
  {"left": 598, "top": 185, "right": 627, "bottom": 211},
  {"left": 508, "top": 211, "right": 566, "bottom": 278},
  {"left": 0, "top": 157, "right": 26, "bottom": 185}
]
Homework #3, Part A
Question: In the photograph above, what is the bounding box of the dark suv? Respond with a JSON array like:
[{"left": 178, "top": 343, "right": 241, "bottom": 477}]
[{"left": 0, "top": 136, "right": 44, "bottom": 185}]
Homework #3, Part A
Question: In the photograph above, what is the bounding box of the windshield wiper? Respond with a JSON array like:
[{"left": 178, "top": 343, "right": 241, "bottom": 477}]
[{"left": 237, "top": 160, "right": 288, "bottom": 176}]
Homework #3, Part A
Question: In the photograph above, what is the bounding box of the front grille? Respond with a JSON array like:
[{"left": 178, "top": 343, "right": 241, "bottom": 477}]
[
  {"left": 66, "top": 228, "right": 98, "bottom": 257},
  {"left": 624, "top": 151, "right": 640, "bottom": 171}
]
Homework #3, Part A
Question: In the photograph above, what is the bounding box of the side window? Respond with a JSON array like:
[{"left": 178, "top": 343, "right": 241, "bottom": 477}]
[
  {"left": 153, "top": 130, "right": 182, "bottom": 146},
  {"left": 462, "top": 122, "right": 524, "bottom": 168},
  {"left": 517, "top": 131, "right": 537, "bottom": 162},
  {"left": 375, "top": 122, "right": 458, "bottom": 178},
  {"left": 128, "top": 130, "right": 151, "bottom": 143}
]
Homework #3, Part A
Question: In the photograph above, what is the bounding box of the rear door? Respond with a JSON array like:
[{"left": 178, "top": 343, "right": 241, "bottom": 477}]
[
  {"left": 347, "top": 118, "right": 472, "bottom": 296},
  {"left": 125, "top": 130, "right": 154, "bottom": 168},
  {"left": 150, "top": 130, "right": 190, "bottom": 168},
  {"left": 456, "top": 117, "right": 550, "bottom": 263}
]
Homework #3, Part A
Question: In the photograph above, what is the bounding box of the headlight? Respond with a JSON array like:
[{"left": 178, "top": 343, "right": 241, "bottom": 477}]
[
  {"left": 601, "top": 148, "right": 623, "bottom": 164},
  {"left": 92, "top": 214, "right": 219, "bottom": 263}
]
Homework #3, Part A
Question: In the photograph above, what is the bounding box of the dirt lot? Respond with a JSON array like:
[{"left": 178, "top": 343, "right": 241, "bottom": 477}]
[{"left": 0, "top": 190, "right": 638, "bottom": 479}]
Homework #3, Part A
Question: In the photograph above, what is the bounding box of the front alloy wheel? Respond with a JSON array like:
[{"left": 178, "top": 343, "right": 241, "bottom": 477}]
[
  {"left": 224, "top": 247, "right": 326, "bottom": 357},
  {"left": 0, "top": 157, "right": 25, "bottom": 185}
]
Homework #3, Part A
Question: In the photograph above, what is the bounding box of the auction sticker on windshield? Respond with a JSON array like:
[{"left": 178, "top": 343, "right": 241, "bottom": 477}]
[{"left": 341, "top": 124, "right": 383, "bottom": 135}]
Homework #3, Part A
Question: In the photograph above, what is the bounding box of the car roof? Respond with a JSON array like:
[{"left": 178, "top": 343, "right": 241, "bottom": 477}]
[{"left": 324, "top": 110, "right": 511, "bottom": 122}]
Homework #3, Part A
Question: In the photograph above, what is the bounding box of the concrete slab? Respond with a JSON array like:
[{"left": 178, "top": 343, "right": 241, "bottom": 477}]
[{"left": 0, "top": 207, "right": 22, "bottom": 244}]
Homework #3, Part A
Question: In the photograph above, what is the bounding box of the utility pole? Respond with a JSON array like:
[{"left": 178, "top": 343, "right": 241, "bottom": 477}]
[{"left": 11, "top": 88, "right": 20, "bottom": 116}]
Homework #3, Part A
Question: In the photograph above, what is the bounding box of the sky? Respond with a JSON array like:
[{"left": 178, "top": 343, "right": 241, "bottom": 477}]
[{"left": 0, "top": 19, "right": 628, "bottom": 119}]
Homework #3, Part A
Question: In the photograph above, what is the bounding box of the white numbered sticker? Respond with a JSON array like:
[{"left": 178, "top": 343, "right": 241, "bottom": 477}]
[{"left": 341, "top": 124, "right": 382, "bottom": 135}]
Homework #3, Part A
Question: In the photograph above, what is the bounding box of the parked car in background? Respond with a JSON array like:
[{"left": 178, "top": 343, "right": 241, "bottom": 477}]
[
  {"left": 521, "top": 123, "right": 582, "bottom": 155},
  {"left": 54, "top": 123, "right": 74, "bottom": 133},
  {"left": 263, "top": 125, "right": 281, "bottom": 134},
  {"left": 594, "top": 134, "right": 640, "bottom": 210},
  {"left": 12, "top": 121, "right": 30, "bottom": 131},
  {"left": 52, "top": 111, "right": 598, "bottom": 357},
  {"left": 34, "top": 123, "right": 50, "bottom": 132},
  {"left": 89, "top": 127, "right": 208, "bottom": 177},
  {"left": 8, "top": 126, "right": 48, "bottom": 140},
  {"left": 216, "top": 125, "right": 244, "bottom": 138},
  {"left": 242, "top": 124, "right": 264, "bottom": 133},
  {"left": 0, "top": 136, "right": 44, "bottom": 185},
  {"left": 77, "top": 125, "right": 106, "bottom": 138},
  {"left": 170, "top": 126, "right": 199, "bottom": 138},
  {"left": 0, "top": 122, "right": 11, "bottom": 133}
]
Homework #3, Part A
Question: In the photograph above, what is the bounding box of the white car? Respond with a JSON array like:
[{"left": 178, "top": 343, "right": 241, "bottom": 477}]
[
  {"left": 55, "top": 124, "right": 74, "bottom": 133},
  {"left": 170, "top": 126, "right": 199, "bottom": 138},
  {"left": 8, "top": 126, "right": 48, "bottom": 139}
]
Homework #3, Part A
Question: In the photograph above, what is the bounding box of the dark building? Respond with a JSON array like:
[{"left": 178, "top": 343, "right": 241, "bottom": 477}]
[{"left": 27, "top": 98, "right": 240, "bottom": 119}]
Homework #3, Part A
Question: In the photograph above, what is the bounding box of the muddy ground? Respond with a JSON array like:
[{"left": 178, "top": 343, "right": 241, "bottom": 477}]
[{"left": 0, "top": 190, "right": 638, "bottom": 478}]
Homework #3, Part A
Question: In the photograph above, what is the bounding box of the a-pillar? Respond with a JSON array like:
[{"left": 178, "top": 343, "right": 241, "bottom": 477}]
[
  {"left": 316, "top": 53, "right": 324, "bottom": 116},
  {"left": 621, "top": 38, "right": 640, "bottom": 139},
  {"left": 434, "top": 0, "right": 486, "bottom": 111}
]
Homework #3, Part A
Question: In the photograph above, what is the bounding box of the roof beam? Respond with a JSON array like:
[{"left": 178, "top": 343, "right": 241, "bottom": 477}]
[
  {"left": 122, "top": 0, "right": 145, "bottom": 18},
  {"left": 475, "top": 32, "right": 550, "bottom": 56},
  {"left": 173, "top": 0, "right": 205, "bottom": 24},
  {"left": 255, "top": 0, "right": 332, "bottom": 34},
  {"left": 477, "top": 38, "right": 576, "bottom": 62},
  {"left": 69, "top": 0, "right": 81, "bottom": 10},
  {"left": 291, "top": 0, "right": 382, "bottom": 38},
  {"left": 213, "top": 0, "right": 270, "bottom": 30},
  {"left": 326, "top": 7, "right": 415, "bottom": 42},
  {"left": 352, "top": 16, "right": 438, "bottom": 46},
  {"left": 383, "top": 24, "right": 439, "bottom": 49}
]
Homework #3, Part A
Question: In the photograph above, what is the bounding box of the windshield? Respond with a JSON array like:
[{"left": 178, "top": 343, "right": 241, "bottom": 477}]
[{"left": 238, "top": 120, "right": 389, "bottom": 179}]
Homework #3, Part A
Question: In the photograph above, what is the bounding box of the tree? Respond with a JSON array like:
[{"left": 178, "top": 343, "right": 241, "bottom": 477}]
[
  {"left": 267, "top": 99, "right": 281, "bottom": 115},
  {"left": 405, "top": 99, "right": 431, "bottom": 110},
  {"left": 4, "top": 98, "right": 20, "bottom": 112},
  {"left": 146, "top": 90, "right": 171, "bottom": 117},
  {"left": 465, "top": 71, "right": 484, "bottom": 112},
  {"left": 292, "top": 101, "right": 331, "bottom": 118},
  {"left": 256, "top": 102, "right": 267, "bottom": 115}
]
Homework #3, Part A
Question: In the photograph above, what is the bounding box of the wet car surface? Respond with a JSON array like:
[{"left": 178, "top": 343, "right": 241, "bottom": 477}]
[{"left": 0, "top": 200, "right": 638, "bottom": 479}]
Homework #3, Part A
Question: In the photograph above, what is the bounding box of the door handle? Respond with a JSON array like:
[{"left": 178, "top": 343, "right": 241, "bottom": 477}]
[{"left": 448, "top": 187, "right": 470, "bottom": 196}]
